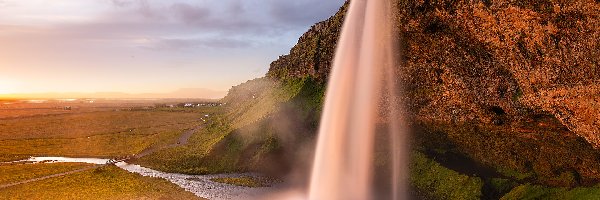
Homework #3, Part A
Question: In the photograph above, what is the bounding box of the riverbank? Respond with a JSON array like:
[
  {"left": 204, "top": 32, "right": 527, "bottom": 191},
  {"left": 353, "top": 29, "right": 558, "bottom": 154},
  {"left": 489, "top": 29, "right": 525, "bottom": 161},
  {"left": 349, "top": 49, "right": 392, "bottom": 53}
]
[
  {"left": 0, "top": 157, "right": 280, "bottom": 199},
  {"left": 117, "top": 162, "right": 279, "bottom": 200},
  {"left": 0, "top": 163, "right": 200, "bottom": 200}
]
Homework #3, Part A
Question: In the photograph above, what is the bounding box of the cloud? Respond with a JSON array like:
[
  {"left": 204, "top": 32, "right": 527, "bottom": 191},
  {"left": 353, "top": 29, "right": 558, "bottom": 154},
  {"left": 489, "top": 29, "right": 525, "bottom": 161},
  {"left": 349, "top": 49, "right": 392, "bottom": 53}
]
[
  {"left": 137, "top": 0, "right": 163, "bottom": 19},
  {"left": 110, "top": 0, "right": 132, "bottom": 8},
  {"left": 0, "top": 0, "right": 15, "bottom": 7},
  {"left": 170, "top": 3, "right": 211, "bottom": 25},
  {"left": 141, "top": 37, "right": 254, "bottom": 51},
  {"left": 1, "top": 0, "right": 345, "bottom": 53},
  {"left": 267, "top": 0, "right": 344, "bottom": 26},
  {"left": 0, "top": 0, "right": 345, "bottom": 94},
  {"left": 103, "top": 0, "right": 343, "bottom": 34},
  {"left": 228, "top": 0, "right": 245, "bottom": 16}
]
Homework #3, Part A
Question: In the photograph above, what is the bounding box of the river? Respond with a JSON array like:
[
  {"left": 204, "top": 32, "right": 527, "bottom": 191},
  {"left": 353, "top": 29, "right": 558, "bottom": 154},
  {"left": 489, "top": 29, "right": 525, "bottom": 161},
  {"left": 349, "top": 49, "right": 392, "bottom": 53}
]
[{"left": 18, "top": 157, "right": 279, "bottom": 200}]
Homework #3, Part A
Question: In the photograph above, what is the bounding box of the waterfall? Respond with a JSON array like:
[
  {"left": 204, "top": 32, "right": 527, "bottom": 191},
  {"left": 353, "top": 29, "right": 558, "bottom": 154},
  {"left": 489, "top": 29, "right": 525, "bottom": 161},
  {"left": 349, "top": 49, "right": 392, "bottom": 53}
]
[{"left": 308, "top": 0, "right": 407, "bottom": 199}]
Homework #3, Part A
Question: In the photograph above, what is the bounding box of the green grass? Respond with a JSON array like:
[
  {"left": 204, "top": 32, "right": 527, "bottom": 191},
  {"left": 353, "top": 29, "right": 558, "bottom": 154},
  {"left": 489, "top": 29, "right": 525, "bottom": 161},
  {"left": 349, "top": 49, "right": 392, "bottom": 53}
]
[
  {"left": 131, "top": 115, "right": 230, "bottom": 174},
  {"left": 210, "top": 176, "right": 281, "bottom": 188},
  {"left": 0, "top": 165, "right": 202, "bottom": 200},
  {"left": 0, "top": 162, "right": 92, "bottom": 185}
]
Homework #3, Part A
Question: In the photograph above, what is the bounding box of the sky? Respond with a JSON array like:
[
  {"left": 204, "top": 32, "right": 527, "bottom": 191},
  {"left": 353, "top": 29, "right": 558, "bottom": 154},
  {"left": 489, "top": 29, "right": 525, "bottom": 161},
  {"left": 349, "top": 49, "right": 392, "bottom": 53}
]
[{"left": 0, "top": 0, "right": 344, "bottom": 97}]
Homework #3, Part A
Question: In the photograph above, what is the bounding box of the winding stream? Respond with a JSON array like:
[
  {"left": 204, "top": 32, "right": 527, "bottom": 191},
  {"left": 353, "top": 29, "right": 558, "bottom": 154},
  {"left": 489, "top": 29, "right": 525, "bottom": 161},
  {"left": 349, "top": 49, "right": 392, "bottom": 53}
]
[{"left": 17, "top": 157, "right": 278, "bottom": 200}]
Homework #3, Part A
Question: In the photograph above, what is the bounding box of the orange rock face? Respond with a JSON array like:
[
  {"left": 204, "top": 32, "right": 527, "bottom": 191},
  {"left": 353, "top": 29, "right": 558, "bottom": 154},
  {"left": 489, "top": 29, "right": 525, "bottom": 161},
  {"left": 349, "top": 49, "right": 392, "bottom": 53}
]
[
  {"left": 267, "top": 0, "right": 600, "bottom": 185},
  {"left": 404, "top": 0, "right": 600, "bottom": 147}
]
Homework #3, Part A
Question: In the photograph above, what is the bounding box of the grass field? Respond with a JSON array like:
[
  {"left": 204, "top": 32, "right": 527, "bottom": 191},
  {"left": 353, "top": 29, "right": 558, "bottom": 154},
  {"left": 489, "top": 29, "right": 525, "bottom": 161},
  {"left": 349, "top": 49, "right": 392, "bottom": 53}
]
[
  {"left": 0, "top": 110, "right": 205, "bottom": 158},
  {"left": 0, "top": 99, "right": 160, "bottom": 119},
  {"left": 0, "top": 155, "right": 30, "bottom": 163},
  {"left": 210, "top": 176, "right": 281, "bottom": 188},
  {"left": 0, "top": 110, "right": 200, "bottom": 140},
  {"left": 0, "top": 165, "right": 202, "bottom": 200},
  {"left": 0, "top": 100, "right": 220, "bottom": 199},
  {"left": 0, "top": 162, "right": 92, "bottom": 185}
]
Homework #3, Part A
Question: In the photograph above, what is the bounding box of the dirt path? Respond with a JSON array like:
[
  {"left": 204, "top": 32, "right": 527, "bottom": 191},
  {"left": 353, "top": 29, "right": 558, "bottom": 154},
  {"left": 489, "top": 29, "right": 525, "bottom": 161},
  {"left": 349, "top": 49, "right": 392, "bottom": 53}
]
[
  {"left": 0, "top": 124, "right": 203, "bottom": 189},
  {"left": 134, "top": 124, "right": 203, "bottom": 158}
]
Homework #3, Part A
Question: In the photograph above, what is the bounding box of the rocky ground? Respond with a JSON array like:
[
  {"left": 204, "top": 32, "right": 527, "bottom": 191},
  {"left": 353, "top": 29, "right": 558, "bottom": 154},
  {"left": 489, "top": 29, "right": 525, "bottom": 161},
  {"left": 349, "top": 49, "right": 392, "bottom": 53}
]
[{"left": 116, "top": 162, "right": 279, "bottom": 200}]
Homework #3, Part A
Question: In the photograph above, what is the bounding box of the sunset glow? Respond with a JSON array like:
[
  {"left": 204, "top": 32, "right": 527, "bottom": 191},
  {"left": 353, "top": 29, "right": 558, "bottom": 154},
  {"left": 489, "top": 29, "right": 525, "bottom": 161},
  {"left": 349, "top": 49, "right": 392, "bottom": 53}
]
[
  {"left": 0, "top": 78, "right": 18, "bottom": 94},
  {"left": 0, "top": 0, "right": 344, "bottom": 98}
]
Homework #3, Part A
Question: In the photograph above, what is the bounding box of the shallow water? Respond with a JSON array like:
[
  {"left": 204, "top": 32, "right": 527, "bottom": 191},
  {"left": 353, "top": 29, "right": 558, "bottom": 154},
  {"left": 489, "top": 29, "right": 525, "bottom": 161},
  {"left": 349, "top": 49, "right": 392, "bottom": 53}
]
[
  {"left": 17, "top": 157, "right": 275, "bottom": 200},
  {"left": 115, "top": 162, "right": 277, "bottom": 200},
  {"left": 25, "top": 157, "right": 111, "bottom": 165}
]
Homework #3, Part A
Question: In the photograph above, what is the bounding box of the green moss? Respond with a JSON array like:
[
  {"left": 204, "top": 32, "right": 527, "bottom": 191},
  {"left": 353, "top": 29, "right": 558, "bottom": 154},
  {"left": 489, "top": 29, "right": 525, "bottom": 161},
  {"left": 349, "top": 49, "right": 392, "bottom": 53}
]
[
  {"left": 501, "top": 184, "right": 600, "bottom": 200},
  {"left": 490, "top": 178, "right": 517, "bottom": 193},
  {"left": 497, "top": 167, "right": 534, "bottom": 181},
  {"left": 260, "top": 136, "right": 280, "bottom": 153},
  {"left": 410, "top": 152, "right": 484, "bottom": 200},
  {"left": 487, "top": 178, "right": 519, "bottom": 199}
]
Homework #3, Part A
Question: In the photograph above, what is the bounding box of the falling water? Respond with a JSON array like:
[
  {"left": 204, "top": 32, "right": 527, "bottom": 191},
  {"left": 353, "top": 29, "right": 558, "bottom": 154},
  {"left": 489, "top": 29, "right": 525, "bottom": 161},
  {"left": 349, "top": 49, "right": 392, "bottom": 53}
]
[{"left": 308, "top": 0, "right": 406, "bottom": 199}]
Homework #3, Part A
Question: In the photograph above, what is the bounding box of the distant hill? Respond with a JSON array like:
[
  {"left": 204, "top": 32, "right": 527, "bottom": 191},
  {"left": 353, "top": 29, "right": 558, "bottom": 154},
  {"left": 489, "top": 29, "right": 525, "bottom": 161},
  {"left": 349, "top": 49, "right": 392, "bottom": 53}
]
[{"left": 0, "top": 88, "right": 227, "bottom": 99}]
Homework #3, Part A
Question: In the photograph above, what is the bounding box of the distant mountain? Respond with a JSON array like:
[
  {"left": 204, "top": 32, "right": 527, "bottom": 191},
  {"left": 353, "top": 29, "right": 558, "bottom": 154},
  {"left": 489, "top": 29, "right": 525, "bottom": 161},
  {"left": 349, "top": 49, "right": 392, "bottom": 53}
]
[{"left": 0, "top": 88, "right": 227, "bottom": 99}]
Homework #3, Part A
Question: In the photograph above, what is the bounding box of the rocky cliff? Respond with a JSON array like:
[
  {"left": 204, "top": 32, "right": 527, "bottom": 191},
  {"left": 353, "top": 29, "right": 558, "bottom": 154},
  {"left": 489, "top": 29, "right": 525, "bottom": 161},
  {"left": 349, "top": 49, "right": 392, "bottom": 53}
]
[
  {"left": 264, "top": 0, "right": 600, "bottom": 188},
  {"left": 266, "top": 3, "right": 347, "bottom": 82}
]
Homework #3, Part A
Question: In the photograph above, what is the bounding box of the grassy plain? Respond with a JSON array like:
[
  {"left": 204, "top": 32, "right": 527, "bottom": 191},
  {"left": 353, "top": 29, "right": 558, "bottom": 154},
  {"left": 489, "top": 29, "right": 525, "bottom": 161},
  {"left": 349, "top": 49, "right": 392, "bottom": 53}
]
[
  {"left": 0, "top": 165, "right": 202, "bottom": 200},
  {"left": 0, "top": 162, "right": 92, "bottom": 185},
  {"left": 0, "top": 100, "right": 214, "bottom": 199},
  {"left": 0, "top": 99, "right": 157, "bottom": 119},
  {"left": 0, "top": 109, "right": 205, "bottom": 158},
  {"left": 0, "top": 155, "right": 29, "bottom": 163}
]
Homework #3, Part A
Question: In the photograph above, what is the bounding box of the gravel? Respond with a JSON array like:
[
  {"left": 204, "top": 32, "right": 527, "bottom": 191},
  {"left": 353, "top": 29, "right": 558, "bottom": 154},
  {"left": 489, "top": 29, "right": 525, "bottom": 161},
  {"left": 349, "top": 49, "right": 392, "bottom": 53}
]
[{"left": 115, "top": 162, "right": 280, "bottom": 200}]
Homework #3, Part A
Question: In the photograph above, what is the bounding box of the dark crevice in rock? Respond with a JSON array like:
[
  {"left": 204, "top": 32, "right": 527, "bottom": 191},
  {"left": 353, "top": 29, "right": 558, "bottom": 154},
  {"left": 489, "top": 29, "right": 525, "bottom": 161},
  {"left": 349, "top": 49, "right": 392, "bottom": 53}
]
[
  {"left": 490, "top": 106, "right": 506, "bottom": 115},
  {"left": 425, "top": 19, "right": 448, "bottom": 35},
  {"left": 425, "top": 149, "right": 501, "bottom": 179}
]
